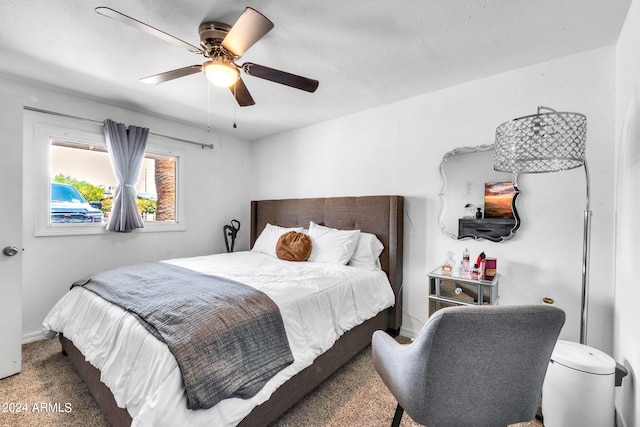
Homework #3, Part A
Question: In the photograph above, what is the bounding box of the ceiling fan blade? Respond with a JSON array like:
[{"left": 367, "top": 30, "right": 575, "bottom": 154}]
[
  {"left": 95, "top": 7, "right": 203, "bottom": 54},
  {"left": 241, "top": 63, "right": 319, "bottom": 93},
  {"left": 230, "top": 77, "right": 255, "bottom": 107},
  {"left": 221, "top": 8, "right": 274, "bottom": 57},
  {"left": 141, "top": 65, "right": 202, "bottom": 84}
]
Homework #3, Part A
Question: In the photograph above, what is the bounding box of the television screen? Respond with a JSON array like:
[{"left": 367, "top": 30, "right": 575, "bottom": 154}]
[{"left": 484, "top": 182, "right": 515, "bottom": 218}]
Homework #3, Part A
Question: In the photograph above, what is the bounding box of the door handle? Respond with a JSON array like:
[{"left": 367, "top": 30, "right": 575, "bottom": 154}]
[{"left": 2, "top": 246, "right": 19, "bottom": 256}]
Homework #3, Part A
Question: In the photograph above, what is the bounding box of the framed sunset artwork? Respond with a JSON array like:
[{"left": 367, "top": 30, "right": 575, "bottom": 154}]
[{"left": 484, "top": 181, "right": 516, "bottom": 218}]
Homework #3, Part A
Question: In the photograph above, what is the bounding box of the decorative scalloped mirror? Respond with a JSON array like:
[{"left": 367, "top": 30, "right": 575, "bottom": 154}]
[{"left": 438, "top": 144, "right": 520, "bottom": 242}]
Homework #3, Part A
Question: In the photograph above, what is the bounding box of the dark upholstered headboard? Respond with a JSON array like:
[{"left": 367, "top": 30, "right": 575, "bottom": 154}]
[{"left": 250, "top": 195, "right": 404, "bottom": 330}]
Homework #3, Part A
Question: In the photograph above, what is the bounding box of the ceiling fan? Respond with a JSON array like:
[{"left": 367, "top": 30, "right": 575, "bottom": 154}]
[{"left": 95, "top": 6, "right": 319, "bottom": 107}]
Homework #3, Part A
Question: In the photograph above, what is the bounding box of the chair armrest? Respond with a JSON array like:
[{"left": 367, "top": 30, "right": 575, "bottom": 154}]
[
  {"left": 372, "top": 330, "right": 407, "bottom": 353},
  {"left": 374, "top": 331, "right": 424, "bottom": 373},
  {"left": 372, "top": 331, "right": 423, "bottom": 410}
]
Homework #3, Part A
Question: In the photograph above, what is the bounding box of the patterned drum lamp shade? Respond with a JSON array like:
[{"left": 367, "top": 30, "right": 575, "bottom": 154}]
[{"left": 494, "top": 109, "right": 587, "bottom": 174}]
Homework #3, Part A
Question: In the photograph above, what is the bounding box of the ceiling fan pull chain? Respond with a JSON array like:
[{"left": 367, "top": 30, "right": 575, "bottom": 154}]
[{"left": 233, "top": 81, "right": 238, "bottom": 129}]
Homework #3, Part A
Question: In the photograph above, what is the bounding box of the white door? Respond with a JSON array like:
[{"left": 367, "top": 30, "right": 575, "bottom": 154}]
[{"left": 0, "top": 91, "right": 23, "bottom": 379}]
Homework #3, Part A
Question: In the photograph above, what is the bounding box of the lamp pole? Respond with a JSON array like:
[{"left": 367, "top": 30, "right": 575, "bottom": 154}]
[{"left": 580, "top": 161, "right": 592, "bottom": 345}]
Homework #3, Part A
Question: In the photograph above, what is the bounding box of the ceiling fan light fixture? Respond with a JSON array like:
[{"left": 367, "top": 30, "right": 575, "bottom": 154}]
[{"left": 203, "top": 59, "right": 239, "bottom": 88}]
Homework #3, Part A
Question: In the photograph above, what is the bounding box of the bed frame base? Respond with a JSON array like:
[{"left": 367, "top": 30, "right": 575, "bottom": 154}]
[
  {"left": 60, "top": 311, "right": 388, "bottom": 427},
  {"left": 239, "top": 310, "right": 388, "bottom": 426},
  {"left": 60, "top": 334, "right": 133, "bottom": 426}
]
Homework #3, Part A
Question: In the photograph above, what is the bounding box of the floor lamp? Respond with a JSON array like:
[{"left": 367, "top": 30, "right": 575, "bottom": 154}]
[{"left": 493, "top": 106, "right": 591, "bottom": 345}]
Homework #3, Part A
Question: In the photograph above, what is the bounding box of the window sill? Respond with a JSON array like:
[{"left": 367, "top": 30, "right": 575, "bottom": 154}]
[{"left": 35, "top": 221, "right": 186, "bottom": 237}]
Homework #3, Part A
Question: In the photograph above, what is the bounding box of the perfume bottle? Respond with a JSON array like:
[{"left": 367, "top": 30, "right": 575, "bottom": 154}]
[
  {"left": 470, "top": 263, "right": 481, "bottom": 280},
  {"left": 464, "top": 203, "right": 475, "bottom": 219},
  {"left": 454, "top": 260, "right": 463, "bottom": 277},
  {"left": 462, "top": 248, "right": 470, "bottom": 275},
  {"left": 442, "top": 251, "right": 456, "bottom": 275}
]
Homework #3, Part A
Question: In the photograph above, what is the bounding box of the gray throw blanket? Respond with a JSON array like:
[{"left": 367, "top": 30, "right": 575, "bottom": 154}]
[{"left": 72, "top": 261, "right": 293, "bottom": 410}]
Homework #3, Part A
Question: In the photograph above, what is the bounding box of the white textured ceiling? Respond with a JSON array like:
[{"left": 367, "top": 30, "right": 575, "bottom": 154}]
[{"left": 0, "top": 1, "right": 631, "bottom": 140}]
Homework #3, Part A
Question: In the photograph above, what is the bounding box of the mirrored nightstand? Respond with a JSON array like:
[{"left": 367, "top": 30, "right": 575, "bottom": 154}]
[{"left": 427, "top": 267, "right": 500, "bottom": 316}]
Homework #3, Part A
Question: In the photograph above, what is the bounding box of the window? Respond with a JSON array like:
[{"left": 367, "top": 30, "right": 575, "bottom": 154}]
[{"left": 36, "top": 123, "right": 185, "bottom": 236}]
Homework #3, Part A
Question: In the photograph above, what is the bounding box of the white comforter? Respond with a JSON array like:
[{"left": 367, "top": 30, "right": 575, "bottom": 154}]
[{"left": 42, "top": 251, "right": 395, "bottom": 426}]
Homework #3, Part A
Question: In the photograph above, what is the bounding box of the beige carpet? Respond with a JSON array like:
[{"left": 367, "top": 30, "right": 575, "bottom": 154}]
[
  {"left": 0, "top": 338, "right": 543, "bottom": 427},
  {"left": 0, "top": 339, "right": 108, "bottom": 427}
]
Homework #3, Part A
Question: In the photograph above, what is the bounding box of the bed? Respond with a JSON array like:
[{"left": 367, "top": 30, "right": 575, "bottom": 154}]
[{"left": 43, "top": 195, "right": 404, "bottom": 426}]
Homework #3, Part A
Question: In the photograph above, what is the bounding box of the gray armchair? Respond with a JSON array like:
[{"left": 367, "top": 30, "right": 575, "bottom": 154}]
[{"left": 372, "top": 305, "right": 565, "bottom": 427}]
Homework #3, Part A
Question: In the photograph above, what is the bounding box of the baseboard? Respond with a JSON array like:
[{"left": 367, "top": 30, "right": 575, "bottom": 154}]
[
  {"left": 22, "top": 330, "right": 46, "bottom": 344},
  {"left": 399, "top": 325, "right": 420, "bottom": 339}
]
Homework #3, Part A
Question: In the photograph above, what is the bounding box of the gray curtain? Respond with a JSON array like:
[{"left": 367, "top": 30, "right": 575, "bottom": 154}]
[{"left": 103, "top": 119, "right": 149, "bottom": 232}]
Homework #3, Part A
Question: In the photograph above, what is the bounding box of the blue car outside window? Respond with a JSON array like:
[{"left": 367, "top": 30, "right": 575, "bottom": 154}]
[{"left": 51, "top": 183, "right": 86, "bottom": 203}]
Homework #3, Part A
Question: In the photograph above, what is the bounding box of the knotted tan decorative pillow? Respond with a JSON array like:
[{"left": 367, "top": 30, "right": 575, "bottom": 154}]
[{"left": 276, "top": 231, "right": 312, "bottom": 262}]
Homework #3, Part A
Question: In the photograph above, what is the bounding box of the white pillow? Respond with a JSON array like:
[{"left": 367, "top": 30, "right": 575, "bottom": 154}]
[
  {"left": 252, "top": 223, "right": 304, "bottom": 258},
  {"left": 307, "top": 221, "right": 360, "bottom": 264},
  {"left": 348, "top": 232, "right": 385, "bottom": 270}
]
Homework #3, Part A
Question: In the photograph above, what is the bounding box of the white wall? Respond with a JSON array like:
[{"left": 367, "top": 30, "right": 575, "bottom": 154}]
[
  {"left": 0, "top": 76, "right": 254, "bottom": 341},
  {"left": 253, "top": 46, "right": 617, "bottom": 352},
  {"left": 614, "top": 0, "right": 640, "bottom": 425}
]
